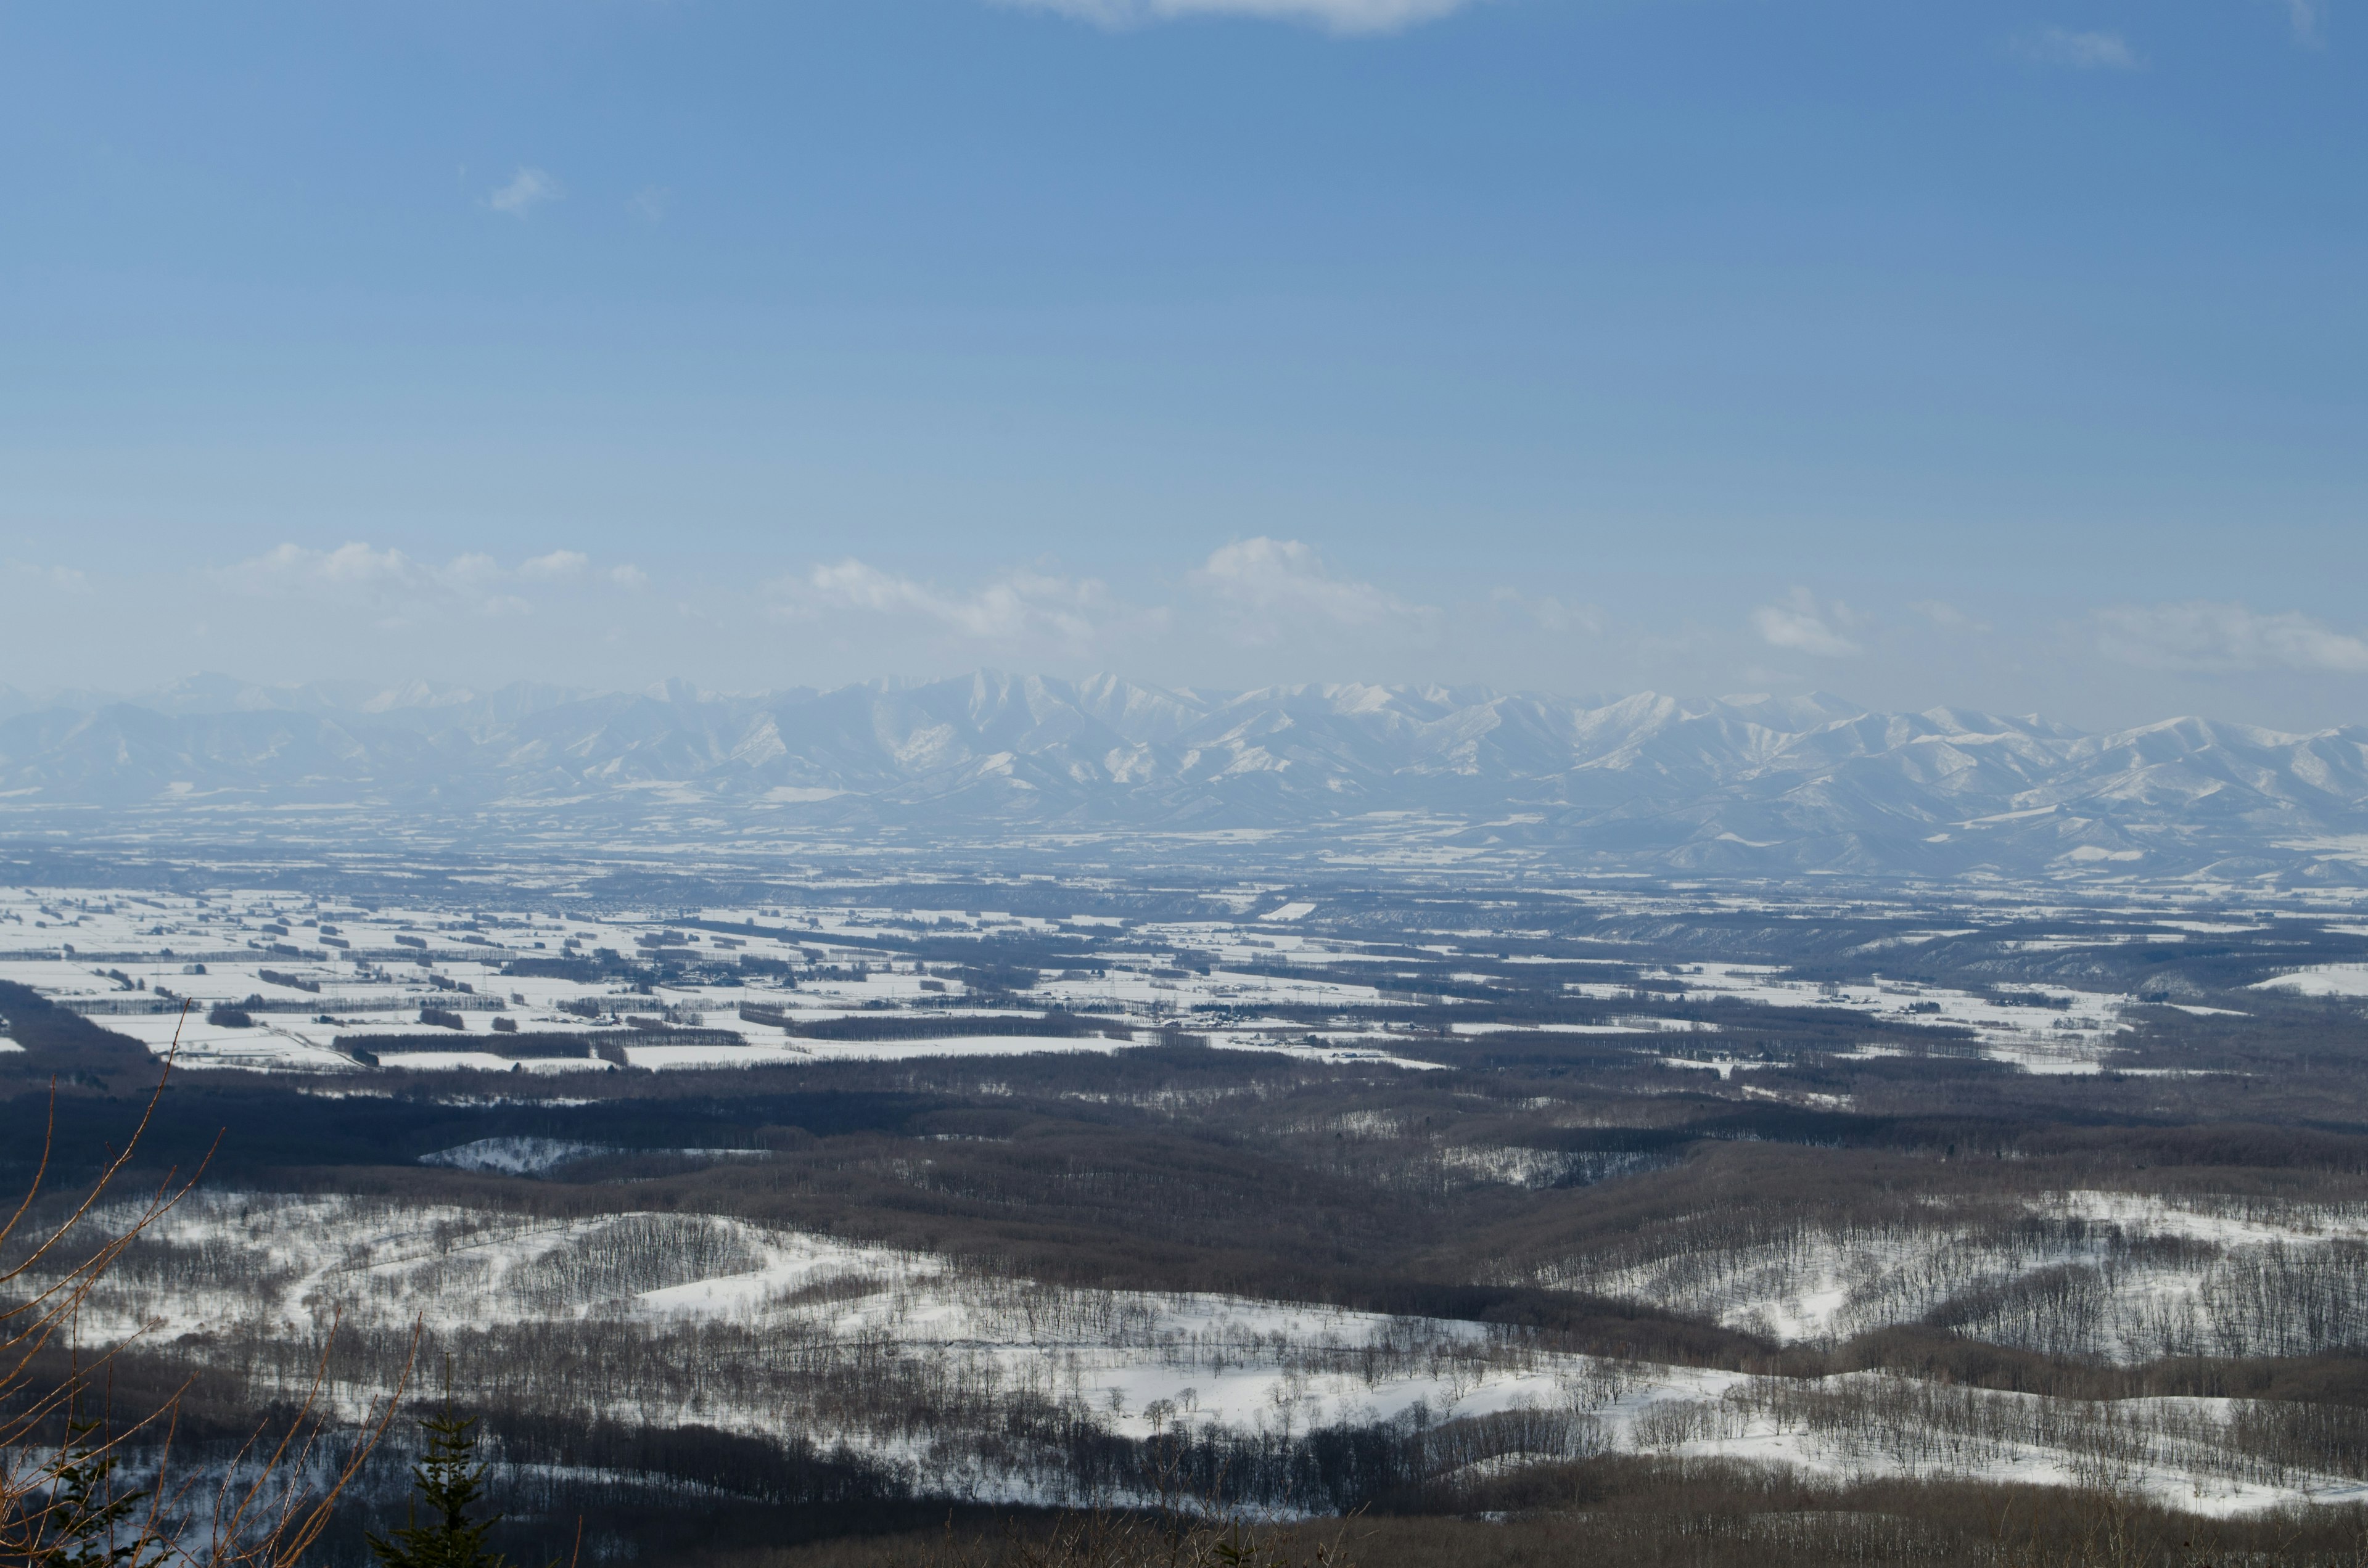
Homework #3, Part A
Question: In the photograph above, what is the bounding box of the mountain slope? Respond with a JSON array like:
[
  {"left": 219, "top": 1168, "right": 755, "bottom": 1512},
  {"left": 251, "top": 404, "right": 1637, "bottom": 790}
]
[{"left": 2, "top": 675, "right": 2364, "bottom": 881}]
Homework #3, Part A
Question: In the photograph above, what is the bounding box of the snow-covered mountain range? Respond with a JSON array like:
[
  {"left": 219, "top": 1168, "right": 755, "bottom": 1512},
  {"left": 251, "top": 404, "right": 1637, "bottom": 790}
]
[{"left": 3, "top": 673, "right": 2365, "bottom": 882}]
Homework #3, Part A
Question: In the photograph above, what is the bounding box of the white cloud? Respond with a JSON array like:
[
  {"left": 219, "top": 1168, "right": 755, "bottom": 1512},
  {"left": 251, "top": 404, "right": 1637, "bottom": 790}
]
[
  {"left": 1489, "top": 587, "right": 1603, "bottom": 636},
  {"left": 2016, "top": 27, "right": 2142, "bottom": 69},
  {"left": 214, "top": 543, "right": 610, "bottom": 623},
  {"left": 1749, "top": 589, "right": 1862, "bottom": 659},
  {"left": 609, "top": 564, "right": 650, "bottom": 589},
  {"left": 445, "top": 552, "right": 502, "bottom": 588},
  {"left": 220, "top": 543, "right": 447, "bottom": 628},
  {"left": 999, "top": 0, "right": 1477, "bottom": 34},
  {"left": 7, "top": 561, "right": 90, "bottom": 593},
  {"left": 1910, "top": 599, "right": 1991, "bottom": 634},
  {"left": 787, "top": 559, "right": 1130, "bottom": 650},
  {"left": 240, "top": 541, "right": 428, "bottom": 591},
  {"left": 2279, "top": 0, "right": 2326, "bottom": 47},
  {"left": 2095, "top": 601, "right": 2368, "bottom": 674},
  {"left": 627, "top": 186, "right": 670, "bottom": 223},
  {"left": 521, "top": 550, "right": 591, "bottom": 580},
  {"left": 1191, "top": 538, "right": 1430, "bottom": 642},
  {"left": 488, "top": 167, "right": 561, "bottom": 216},
  {"left": 775, "top": 541, "right": 1433, "bottom": 660}
]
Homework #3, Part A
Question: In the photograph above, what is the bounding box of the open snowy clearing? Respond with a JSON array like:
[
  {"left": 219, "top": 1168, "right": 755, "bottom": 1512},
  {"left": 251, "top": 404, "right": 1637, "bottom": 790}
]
[{"left": 2253, "top": 964, "right": 2368, "bottom": 998}]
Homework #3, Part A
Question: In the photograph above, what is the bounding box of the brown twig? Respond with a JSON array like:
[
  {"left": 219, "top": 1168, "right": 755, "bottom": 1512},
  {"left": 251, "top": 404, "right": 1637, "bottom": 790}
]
[{"left": 4, "top": 1005, "right": 410, "bottom": 1566}]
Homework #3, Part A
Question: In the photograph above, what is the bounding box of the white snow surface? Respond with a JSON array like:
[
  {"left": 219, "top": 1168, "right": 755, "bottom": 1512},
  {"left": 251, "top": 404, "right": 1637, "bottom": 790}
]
[
  {"left": 38, "top": 1190, "right": 2367, "bottom": 1517},
  {"left": 1526, "top": 1188, "right": 2368, "bottom": 1365},
  {"left": 0, "top": 884, "right": 2287, "bottom": 1083},
  {"left": 2252, "top": 965, "right": 2368, "bottom": 998},
  {"left": 419, "top": 1137, "right": 606, "bottom": 1175}
]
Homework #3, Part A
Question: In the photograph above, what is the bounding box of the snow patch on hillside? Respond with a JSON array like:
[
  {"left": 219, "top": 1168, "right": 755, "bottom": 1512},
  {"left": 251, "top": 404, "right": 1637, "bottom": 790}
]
[
  {"left": 2253, "top": 965, "right": 2368, "bottom": 998},
  {"left": 420, "top": 1137, "right": 607, "bottom": 1175},
  {"left": 34, "top": 1191, "right": 2368, "bottom": 1518}
]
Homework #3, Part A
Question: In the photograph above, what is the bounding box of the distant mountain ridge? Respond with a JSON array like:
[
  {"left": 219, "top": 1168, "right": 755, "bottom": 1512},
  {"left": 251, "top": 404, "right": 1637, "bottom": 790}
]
[{"left": 2, "top": 673, "right": 2365, "bottom": 883}]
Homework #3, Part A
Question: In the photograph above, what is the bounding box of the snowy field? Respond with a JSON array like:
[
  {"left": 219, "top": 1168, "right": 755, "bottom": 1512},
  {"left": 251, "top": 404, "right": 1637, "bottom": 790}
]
[
  {"left": 0, "top": 884, "right": 2212, "bottom": 1078},
  {"left": 0, "top": 887, "right": 1154, "bottom": 1072}
]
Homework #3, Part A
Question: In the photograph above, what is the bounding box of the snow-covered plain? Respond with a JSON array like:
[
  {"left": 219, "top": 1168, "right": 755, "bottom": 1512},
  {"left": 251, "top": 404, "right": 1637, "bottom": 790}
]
[
  {"left": 0, "top": 883, "right": 2331, "bottom": 1080},
  {"left": 0, "top": 885, "right": 2150, "bottom": 1080},
  {"left": 0, "top": 888, "right": 1164, "bottom": 1073}
]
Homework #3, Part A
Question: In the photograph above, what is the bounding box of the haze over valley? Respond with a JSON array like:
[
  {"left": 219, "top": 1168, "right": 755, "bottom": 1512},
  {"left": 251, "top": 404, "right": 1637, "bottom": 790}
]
[{"left": 6, "top": 674, "right": 2367, "bottom": 887}]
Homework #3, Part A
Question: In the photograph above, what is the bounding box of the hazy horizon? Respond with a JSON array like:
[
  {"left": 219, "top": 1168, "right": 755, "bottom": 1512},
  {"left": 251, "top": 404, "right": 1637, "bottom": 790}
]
[
  {"left": 6, "top": 540, "right": 2368, "bottom": 735},
  {"left": 6, "top": 663, "right": 2367, "bottom": 738}
]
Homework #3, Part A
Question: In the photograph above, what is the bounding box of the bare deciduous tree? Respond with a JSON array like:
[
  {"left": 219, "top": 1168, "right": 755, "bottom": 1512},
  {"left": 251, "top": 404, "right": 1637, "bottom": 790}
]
[{"left": 2, "top": 1012, "right": 414, "bottom": 1567}]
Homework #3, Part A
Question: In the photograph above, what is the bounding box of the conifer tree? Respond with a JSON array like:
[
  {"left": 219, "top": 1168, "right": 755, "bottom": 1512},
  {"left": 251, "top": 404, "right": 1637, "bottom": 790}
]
[
  {"left": 29, "top": 1421, "right": 162, "bottom": 1568},
  {"left": 367, "top": 1404, "right": 512, "bottom": 1568}
]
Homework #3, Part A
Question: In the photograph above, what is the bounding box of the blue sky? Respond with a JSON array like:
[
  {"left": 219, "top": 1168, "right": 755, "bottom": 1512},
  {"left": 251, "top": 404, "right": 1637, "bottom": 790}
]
[{"left": 2, "top": 0, "right": 2364, "bottom": 728}]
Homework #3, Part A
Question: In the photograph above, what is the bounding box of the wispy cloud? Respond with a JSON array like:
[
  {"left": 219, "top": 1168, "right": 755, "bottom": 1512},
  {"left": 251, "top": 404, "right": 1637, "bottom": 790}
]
[
  {"left": 1911, "top": 599, "right": 1991, "bottom": 634},
  {"left": 771, "top": 540, "right": 1436, "bottom": 661},
  {"left": 520, "top": 550, "right": 590, "bottom": 580},
  {"left": 1490, "top": 587, "right": 1603, "bottom": 636},
  {"left": 2015, "top": 26, "right": 2142, "bottom": 69},
  {"left": 444, "top": 552, "right": 502, "bottom": 588},
  {"left": 627, "top": 186, "right": 670, "bottom": 223},
  {"left": 237, "top": 542, "right": 427, "bottom": 591},
  {"left": 1191, "top": 537, "right": 1433, "bottom": 642},
  {"left": 6, "top": 560, "right": 90, "bottom": 593},
  {"left": 2095, "top": 601, "right": 2368, "bottom": 674},
  {"left": 487, "top": 166, "right": 561, "bottom": 216},
  {"left": 998, "top": 0, "right": 1478, "bottom": 35},
  {"left": 784, "top": 559, "right": 1133, "bottom": 651},
  {"left": 2278, "top": 0, "right": 2327, "bottom": 47},
  {"left": 1749, "top": 589, "right": 1862, "bottom": 659},
  {"left": 216, "top": 543, "right": 633, "bottom": 626}
]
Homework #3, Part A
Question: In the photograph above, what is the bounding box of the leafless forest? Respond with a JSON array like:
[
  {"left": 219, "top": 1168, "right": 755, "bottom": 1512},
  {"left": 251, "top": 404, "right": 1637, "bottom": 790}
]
[{"left": 10, "top": 862, "right": 2368, "bottom": 1564}]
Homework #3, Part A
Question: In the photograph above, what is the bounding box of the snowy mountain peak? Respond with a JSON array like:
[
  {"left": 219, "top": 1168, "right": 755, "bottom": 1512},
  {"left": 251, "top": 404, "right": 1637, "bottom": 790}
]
[{"left": 1, "top": 673, "right": 2364, "bottom": 883}]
